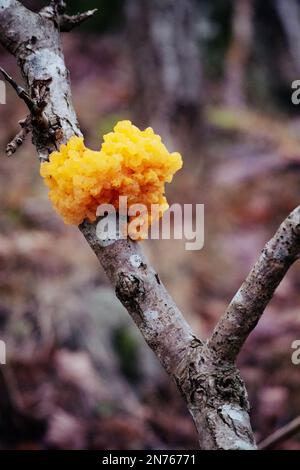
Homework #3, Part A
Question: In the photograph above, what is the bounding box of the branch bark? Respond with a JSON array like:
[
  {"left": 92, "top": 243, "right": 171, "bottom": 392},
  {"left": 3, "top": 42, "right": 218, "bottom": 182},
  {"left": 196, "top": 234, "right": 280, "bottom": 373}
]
[
  {"left": 1, "top": 0, "right": 299, "bottom": 451},
  {"left": 58, "top": 10, "right": 98, "bottom": 32},
  {"left": 208, "top": 206, "right": 300, "bottom": 362},
  {"left": 6, "top": 115, "right": 32, "bottom": 156}
]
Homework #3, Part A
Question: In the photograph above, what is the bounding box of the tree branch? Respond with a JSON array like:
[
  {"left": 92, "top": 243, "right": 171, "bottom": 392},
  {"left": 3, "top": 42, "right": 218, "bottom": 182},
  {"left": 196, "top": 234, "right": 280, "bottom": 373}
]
[
  {"left": 258, "top": 415, "right": 300, "bottom": 450},
  {"left": 0, "top": 0, "right": 268, "bottom": 450},
  {"left": 0, "top": 67, "right": 35, "bottom": 111},
  {"left": 0, "top": 66, "right": 50, "bottom": 155},
  {"left": 50, "top": 0, "right": 66, "bottom": 13},
  {"left": 39, "top": 1, "right": 97, "bottom": 32},
  {"left": 208, "top": 206, "right": 300, "bottom": 361},
  {"left": 39, "top": 0, "right": 66, "bottom": 20},
  {"left": 6, "top": 116, "right": 32, "bottom": 157},
  {"left": 58, "top": 10, "right": 98, "bottom": 32},
  {"left": 79, "top": 221, "right": 196, "bottom": 372},
  {"left": 0, "top": 0, "right": 37, "bottom": 55},
  {"left": 0, "top": 0, "right": 80, "bottom": 161}
]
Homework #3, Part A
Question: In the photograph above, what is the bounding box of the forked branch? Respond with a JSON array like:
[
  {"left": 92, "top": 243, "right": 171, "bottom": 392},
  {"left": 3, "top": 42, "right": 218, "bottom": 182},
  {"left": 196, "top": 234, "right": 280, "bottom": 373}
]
[{"left": 1, "top": 0, "right": 299, "bottom": 451}]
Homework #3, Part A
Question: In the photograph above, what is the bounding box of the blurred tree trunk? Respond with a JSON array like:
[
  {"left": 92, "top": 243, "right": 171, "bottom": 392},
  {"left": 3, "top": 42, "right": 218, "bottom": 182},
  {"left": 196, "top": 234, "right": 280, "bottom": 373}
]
[
  {"left": 224, "top": 0, "right": 253, "bottom": 108},
  {"left": 275, "top": 0, "right": 300, "bottom": 76},
  {"left": 126, "top": 0, "right": 203, "bottom": 155}
]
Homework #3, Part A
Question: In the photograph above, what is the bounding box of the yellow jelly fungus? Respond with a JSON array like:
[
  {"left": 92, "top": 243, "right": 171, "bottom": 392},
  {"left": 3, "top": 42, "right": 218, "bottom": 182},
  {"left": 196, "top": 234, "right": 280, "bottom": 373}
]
[{"left": 40, "top": 120, "right": 183, "bottom": 231}]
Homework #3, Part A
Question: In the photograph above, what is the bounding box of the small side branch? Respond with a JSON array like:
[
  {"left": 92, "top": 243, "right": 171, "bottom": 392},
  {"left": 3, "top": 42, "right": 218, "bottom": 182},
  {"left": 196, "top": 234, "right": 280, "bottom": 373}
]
[
  {"left": 258, "top": 416, "right": 300, "bottom": 450},
  {"left": 6, "top": 116, "right": 32, "bottom": 157},
  {"left": 0, "top": 67, "right": 35, "bottom": 111},
  {"left": 40, "top": 1, "right": 97, "bottom": 32},
  {"left": 0, "top": 67, "right": 51, "bottom": 157},
  {"left": 59, "top": 10, "right": 98, "bottom": 32},
  {"left": 208, "top": 206, "right": 300, "bottom": 362}
]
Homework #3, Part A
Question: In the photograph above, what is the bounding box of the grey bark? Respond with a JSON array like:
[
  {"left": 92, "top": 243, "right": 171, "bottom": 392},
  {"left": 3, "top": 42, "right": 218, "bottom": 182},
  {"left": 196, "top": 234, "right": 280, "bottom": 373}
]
[
  {"left": 209, "top": 206, "right": 300, "bottom": 361},
  {"left": 79, "top": 222, "right": 256, "bottom": 450},
  {"left": 1, "top": 0, "right": 300, "bottom": 451}
]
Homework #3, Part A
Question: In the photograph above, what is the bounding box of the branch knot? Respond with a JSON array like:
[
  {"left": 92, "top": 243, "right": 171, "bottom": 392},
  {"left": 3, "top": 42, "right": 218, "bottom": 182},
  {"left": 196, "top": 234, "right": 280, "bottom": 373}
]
[{"left": 115, "top": 272, "right": 146, "bottom": 309}]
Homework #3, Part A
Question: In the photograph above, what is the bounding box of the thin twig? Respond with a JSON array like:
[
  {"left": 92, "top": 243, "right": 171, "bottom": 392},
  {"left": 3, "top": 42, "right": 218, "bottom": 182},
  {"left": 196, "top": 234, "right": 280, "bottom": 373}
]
[
  {"left": 40, "top": 1, "right": 97, "bottom": 31},
  {"left": 0, "top": 67, "right": 35, "bottom": 111},
  {"left": 6, "top": 116, "right": 32, "bottom": 157},
  {"left": 59, "top": 9, "right": 98, "bottom": 32},
  {"left": 259, "top": 416, "right": 300, "bottom": 450}
]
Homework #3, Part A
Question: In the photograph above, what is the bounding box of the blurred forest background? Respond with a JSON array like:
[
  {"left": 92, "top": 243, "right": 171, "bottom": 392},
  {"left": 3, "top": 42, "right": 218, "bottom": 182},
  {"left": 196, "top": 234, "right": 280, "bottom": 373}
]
[{"left": 0, "top": 0, "right": 300, "bottom": 450}]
